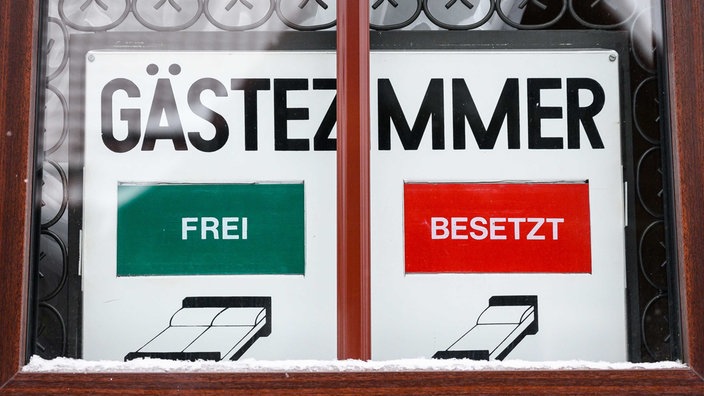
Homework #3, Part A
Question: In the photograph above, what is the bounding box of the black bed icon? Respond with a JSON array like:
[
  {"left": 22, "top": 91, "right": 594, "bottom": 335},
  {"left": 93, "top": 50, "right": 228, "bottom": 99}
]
[
  {"left": 433, "top": 295, "right": 538, "bottom": 361},
  {"left": 125, "top": 296, "right": 271, "bottom": 362}
]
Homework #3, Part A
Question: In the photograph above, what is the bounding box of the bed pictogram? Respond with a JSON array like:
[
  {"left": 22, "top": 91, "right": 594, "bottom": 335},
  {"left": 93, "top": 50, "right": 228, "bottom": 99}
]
[
  {"left": 125, "top": 296, "right": 271, "bottom": 361},
  {"left": 433, "top": 295, "right": 538, "bottom": 360}
]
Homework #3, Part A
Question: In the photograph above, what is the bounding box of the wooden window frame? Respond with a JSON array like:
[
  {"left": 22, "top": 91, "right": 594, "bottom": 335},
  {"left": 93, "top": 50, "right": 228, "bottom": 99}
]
[{"left": 2, "top": 1, "right": 704, "bottom": 393}]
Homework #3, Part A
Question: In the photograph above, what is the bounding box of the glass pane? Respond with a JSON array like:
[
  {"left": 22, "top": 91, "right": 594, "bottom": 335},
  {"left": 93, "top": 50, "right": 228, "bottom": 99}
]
[
  {"left": 34, "top": 0, "right": 338, "bottom": 362},
  {"left": 370, "top": 0, "right": 676, "bottom": 363}
]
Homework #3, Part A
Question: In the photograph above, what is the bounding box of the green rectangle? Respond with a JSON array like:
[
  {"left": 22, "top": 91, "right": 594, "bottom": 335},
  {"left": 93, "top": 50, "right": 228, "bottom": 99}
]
[{"left": 117, "top": 183, "right": 304, "bottom": 276}]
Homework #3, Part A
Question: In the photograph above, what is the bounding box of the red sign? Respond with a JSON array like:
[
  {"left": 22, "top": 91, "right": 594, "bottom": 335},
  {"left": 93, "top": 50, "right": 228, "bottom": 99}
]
[{"left": 404, "top": 183, "right": 592, "bottom": 273}]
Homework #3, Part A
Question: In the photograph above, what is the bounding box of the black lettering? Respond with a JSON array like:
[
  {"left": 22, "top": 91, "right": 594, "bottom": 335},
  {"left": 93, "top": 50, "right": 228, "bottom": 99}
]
[
  {"left": 274, "top": 79, "right": 310, "bottom": 151},
  {"left": 528, "top": 78, "right": 563, "bottom": 149},
  {"left": 452, "top": 78, "right": 520, "bottom": 149},
  {"left": 187, "top": 78, "right": 229, "bottom": 152},
  {"left": 101, "top": 78, "right": 141, "bottom": 153},
  {"left": 312, "top": 78, "right": 337, "bottom": 151},
  {"left": 142, "top": 78, "right": 187, "bottom": 151},
  {"left": 231, "top": 78, "right": 271, "bottom": 151},
  {"left": 567, "top": 78, "right": 605, "bottom": 149},
  {"left": 378, "top": 78, "right": 444, "bottom": 150}
]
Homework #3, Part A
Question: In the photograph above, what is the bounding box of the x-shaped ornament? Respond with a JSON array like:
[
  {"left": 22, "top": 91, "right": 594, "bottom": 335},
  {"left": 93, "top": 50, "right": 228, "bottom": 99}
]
[
  {"left": 80, "top": 0, "right": 109, "bottom": 11},
  {"left": 226, "top": 0, "right": 254, "bottom": 10},
  {"left": 518, "top": 0, "right": 548, "bottom": 11},
  {"left": 372, "top": 0, "right": 399, "bottom": 9},
  {"left": 299, "top": 0, "right": 328, "bottom": 10},
  {"left": 445, "top": 0, "right": 474, "bottom": 10},
  {"left": 154, "top": 0, "right": 183, "bottom": 12}
]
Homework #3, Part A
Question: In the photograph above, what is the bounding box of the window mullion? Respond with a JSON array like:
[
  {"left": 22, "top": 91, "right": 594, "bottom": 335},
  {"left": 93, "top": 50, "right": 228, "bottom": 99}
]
[{"left": 336, "top": 1, "right": 371, "bottom": 360}]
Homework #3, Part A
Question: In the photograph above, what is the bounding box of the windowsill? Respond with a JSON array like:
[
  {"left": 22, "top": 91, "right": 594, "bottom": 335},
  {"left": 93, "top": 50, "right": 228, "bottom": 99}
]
[{"left": 22, "top": 356, "right": 686, "bottom": 374}]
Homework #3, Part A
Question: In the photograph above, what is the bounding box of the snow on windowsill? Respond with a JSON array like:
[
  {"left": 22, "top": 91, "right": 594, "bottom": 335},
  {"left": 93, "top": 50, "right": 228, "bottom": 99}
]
[{"left": 22, "top": 356, "right": 686, "bottom": 374}]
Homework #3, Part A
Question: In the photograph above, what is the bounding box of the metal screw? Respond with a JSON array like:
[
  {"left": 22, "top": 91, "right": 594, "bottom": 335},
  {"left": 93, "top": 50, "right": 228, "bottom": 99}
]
[
  {"left": 609, "top": 54, "right": 617, "bottom": 62},
  {"left": 88, "top": 54, "right": 95, "bottom": 62}
]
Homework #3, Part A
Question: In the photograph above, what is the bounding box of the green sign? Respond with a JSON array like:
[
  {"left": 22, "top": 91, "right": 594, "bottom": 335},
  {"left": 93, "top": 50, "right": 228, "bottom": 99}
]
[{"left": 117, "top": 183, "right": 305, "bottom": 276}]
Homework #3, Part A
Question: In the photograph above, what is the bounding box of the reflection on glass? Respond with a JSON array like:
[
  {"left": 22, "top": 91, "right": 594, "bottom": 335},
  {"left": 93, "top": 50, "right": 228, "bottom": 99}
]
[
  {"left": 35, "top": 0, "right": 338, "bottom": 362},
  {"left": 33, "top": 0, "right": 675, "bottom": 364},
  {"left": 368, "top": 0, "right": 675, "bottom": 363}
]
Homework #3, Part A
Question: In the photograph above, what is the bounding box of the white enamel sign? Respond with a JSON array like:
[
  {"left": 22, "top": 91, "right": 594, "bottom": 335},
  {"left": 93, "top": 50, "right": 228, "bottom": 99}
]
[
  {"left": 81, "top": 51, "right": 338, "bottom": 361},
  {"left": 76, "top": 40, "right": 631, "bottom": 362},
  {"left": 370, "top": 49, "right": 629, "bottom": 361}
]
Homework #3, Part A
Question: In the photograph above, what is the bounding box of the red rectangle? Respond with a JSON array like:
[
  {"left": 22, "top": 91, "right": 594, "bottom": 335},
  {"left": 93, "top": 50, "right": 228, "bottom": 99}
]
[{"left": 404, "top": 182, "right": 592, "bottom": 273}]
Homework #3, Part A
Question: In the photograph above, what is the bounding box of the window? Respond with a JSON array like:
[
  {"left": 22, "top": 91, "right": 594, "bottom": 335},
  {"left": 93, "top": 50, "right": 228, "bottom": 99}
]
[{"left": 2, "top": 1, "right": 704, "bottom": 393}]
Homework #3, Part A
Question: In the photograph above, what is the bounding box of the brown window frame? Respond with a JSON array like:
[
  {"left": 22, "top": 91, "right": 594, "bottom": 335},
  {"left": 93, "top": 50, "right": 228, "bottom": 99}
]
[{"left": 2, "top": 1, "right": 704, "bottom": 393}]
